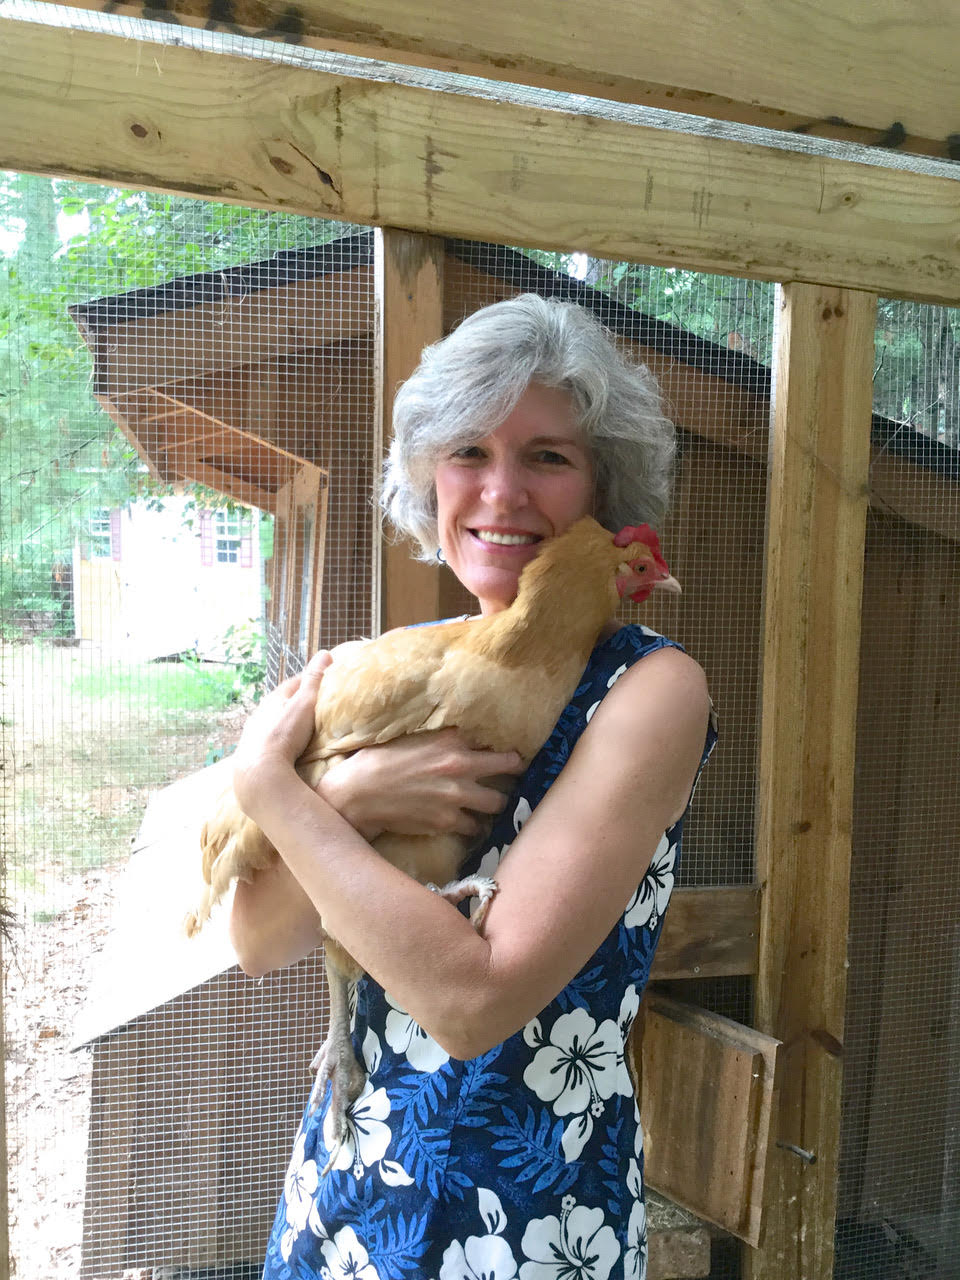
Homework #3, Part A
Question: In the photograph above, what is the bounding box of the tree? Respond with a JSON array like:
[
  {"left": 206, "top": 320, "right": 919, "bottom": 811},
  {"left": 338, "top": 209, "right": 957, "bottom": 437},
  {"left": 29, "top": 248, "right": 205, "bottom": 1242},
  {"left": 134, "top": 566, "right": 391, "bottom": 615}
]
[{"left": 0, "top": 172, "right": 347, "bottom": 631}]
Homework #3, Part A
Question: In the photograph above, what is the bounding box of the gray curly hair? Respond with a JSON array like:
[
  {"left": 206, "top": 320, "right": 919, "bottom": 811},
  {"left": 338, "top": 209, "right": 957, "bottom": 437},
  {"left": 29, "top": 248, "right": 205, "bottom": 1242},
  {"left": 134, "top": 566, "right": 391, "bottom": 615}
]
[{"left": 381, "top": 293, "right": 676, "bottom": 559}]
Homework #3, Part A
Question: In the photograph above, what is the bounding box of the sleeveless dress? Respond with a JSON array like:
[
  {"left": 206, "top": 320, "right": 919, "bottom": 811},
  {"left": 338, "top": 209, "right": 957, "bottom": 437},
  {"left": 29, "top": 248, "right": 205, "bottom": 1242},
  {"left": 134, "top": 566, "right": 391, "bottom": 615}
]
[{"left": 262, "top": 625, "right": 717, "bottom": 1280}]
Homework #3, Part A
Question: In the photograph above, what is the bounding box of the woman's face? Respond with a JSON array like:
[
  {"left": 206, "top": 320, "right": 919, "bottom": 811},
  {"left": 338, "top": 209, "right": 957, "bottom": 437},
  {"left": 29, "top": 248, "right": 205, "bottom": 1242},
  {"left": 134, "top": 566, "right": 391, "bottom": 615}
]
[{"left": 434, "top": 382, "right": 595, "bottom": 615}]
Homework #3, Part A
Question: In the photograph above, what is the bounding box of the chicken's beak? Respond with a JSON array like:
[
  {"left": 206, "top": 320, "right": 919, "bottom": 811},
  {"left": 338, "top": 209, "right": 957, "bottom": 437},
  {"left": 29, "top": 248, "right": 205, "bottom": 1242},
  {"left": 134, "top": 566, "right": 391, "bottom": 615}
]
[{"left": 653, "top": 573, "right": 682, "bottom": 596}]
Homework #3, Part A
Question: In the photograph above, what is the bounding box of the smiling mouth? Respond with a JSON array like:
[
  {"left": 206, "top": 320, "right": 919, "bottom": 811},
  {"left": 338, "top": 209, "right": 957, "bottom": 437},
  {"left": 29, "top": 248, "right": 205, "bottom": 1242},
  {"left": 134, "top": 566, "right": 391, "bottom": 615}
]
[{"left": 471, "top": 529, "right": 542, "bottom": 547}]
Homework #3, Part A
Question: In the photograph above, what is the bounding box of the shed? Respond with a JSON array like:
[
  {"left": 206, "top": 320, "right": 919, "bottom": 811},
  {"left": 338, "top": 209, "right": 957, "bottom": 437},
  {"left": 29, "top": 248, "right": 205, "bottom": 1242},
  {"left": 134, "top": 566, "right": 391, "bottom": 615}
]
[{"left": 70, "top": 228, "right": 960, "bottom": 1275}]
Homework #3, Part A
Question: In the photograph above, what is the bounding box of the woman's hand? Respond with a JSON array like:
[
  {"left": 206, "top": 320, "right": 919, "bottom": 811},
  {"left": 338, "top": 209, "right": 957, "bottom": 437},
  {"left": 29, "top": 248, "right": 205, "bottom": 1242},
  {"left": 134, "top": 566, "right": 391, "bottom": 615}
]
[
  {"left": 317, "top": 729, "right": 525, "bottom": 844},
  {"left": 232, "top": 650, "right": 332, "bottom": 813}
]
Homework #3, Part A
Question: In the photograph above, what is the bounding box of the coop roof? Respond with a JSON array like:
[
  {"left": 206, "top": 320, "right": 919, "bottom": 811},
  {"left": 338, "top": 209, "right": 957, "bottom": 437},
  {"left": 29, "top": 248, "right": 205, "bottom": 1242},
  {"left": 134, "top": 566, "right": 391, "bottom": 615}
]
[{"left": 70, "top": 231, "right": 959, "bottom": 530}]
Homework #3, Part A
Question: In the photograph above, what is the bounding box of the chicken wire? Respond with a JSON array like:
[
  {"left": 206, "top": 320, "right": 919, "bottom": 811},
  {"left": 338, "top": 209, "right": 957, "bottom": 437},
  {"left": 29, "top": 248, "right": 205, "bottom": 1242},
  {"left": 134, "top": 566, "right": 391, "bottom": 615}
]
[
  {"left": 0, "top": 183, "right": 374, "bottom": 1277},
  {"left": 1, "top": 166, "right": 957, "bottom": 1280}
]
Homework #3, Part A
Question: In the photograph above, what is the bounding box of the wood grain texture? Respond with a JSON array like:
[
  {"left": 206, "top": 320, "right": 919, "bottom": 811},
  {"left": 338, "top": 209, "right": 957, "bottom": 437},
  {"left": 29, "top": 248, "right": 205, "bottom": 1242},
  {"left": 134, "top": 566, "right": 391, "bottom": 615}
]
[
  {"left": 639, "top": 993, "right": 779, "bottom": 1244},
  {"left": 651, "top": 886, "right": 759, "bottom": 980},
  {"left": 749, "top": 285, "right": 875, "bottom": 1279},
  {"left": 27, "top": 0, "right": 960, "bottom": 153},
  {"left": 4, "top": 20, "right": 960, "bottom": 305},
  {"left": 375, "top": 228, "right": 445, "bottom": 630}
]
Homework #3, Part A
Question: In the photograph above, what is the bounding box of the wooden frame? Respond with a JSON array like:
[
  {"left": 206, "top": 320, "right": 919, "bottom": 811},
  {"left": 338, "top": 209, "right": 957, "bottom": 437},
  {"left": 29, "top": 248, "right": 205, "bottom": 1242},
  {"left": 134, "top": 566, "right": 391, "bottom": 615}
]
[
  {"left": 27, "top": 0, "right": 960, "bottom": 159},
  {"left": 4, "top": 19, "right": 960, "bottom": 306},
  {"left": 749, "top": 284, "right": 875, "bottom": 1278},
  {"left": 3, "top": 9, "right": 959, "bottom": 1279}
]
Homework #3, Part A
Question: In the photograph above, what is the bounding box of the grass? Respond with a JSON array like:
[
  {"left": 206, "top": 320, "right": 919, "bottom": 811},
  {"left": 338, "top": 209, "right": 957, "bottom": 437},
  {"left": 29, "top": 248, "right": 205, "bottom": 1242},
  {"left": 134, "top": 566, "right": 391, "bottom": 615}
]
[
  {"left": 70, "top": 656, "right": 247, "bottom": 712},
  {"left": 1, "top": 643, "right": 247, "bottom": 905}
]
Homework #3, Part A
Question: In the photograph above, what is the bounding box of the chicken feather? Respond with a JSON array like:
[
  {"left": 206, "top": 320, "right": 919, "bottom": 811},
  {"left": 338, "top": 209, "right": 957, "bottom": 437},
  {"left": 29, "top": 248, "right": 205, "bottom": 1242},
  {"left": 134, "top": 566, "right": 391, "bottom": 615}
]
[{"left": 185, "top": 516, "right": 679, "bottom": 1174}]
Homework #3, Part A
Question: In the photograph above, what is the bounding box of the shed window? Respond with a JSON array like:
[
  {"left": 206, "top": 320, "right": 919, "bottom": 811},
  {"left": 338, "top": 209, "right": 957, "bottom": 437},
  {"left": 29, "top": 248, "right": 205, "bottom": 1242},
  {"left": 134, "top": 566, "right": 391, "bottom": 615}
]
[
  {"left": 88, "top": 511, "right": 112, "bottom": 559},
  {"left": 215, "top": 511, "right": 243, "bottom": 564}
]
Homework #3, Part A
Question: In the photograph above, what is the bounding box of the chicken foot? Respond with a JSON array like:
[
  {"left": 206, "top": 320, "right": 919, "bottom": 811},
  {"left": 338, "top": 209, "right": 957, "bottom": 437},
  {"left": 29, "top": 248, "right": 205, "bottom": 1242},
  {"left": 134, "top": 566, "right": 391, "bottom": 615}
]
[
  {"left": 310, "top": 877, "right": 498, "bottom": 1179},
  {"left": 310, "top": 948, "right": 368, "bottom": 1178},
  {"left": 428, "top": 874, "right": 498, "bottom": 928}
]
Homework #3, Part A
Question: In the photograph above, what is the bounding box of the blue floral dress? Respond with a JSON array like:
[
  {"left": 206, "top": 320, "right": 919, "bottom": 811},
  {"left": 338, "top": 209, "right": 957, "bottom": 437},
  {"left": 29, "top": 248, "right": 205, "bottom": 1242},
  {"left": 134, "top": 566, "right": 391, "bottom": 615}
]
[{"left": 263, "top": 625, "right": 717, "bottom": 1280}]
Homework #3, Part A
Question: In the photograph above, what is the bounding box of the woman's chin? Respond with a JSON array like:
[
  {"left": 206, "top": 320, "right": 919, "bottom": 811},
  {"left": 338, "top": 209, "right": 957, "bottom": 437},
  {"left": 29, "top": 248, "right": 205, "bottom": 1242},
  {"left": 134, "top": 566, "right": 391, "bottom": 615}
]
[{"left": 462, "top": 566, "right": 523, "bottom": 614}]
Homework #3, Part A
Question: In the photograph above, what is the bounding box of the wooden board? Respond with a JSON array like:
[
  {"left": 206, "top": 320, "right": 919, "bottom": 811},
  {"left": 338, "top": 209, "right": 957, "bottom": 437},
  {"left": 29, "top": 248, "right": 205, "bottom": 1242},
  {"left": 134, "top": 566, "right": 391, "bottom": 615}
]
[
  {"left": 651, "top": 886, "right": 759, "bottom": 980},
  {"left": 375, "top": 228, "right": 446, "bottom": 630},
  {"left": 638, "top": 993, "right": 779, "bottom": 1245},
  {"left": 27, "top": 0, "right": 960, "bottom": 156},
  {"left": 750, "top": 285, "right": 875, "bottom": 1278},
  {"left": 5, "top": 20, "right": 960, "bottom": 305}
]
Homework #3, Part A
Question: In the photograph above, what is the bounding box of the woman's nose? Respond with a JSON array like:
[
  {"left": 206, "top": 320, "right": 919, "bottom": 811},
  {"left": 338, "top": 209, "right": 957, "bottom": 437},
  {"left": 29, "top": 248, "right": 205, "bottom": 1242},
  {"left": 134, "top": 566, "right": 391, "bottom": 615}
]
[{"left": 480, "top": 460, "right": 527, "bottom": 509}]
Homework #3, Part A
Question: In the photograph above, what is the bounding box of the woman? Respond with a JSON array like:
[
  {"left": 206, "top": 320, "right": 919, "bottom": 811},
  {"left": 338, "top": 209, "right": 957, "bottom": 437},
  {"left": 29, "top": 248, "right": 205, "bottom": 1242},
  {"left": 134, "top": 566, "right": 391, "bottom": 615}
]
[{"left": 230, "top": 294, "right": 716, "bottom": 1280}]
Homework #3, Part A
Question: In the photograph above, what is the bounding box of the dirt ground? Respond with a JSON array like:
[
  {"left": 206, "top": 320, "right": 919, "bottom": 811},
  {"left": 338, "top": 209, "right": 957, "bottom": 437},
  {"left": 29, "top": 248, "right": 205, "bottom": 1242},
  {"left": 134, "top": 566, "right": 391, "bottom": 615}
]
[{"left": 1, "top": 642, "right": 246, "bottom": 1278}]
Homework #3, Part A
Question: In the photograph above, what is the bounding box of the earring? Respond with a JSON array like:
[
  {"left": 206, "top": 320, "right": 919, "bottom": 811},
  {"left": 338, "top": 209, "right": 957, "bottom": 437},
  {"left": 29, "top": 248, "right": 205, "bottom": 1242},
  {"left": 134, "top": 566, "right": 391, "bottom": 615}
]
[{"left": 436, "top": 547, "right": 446, "bottom": 564}]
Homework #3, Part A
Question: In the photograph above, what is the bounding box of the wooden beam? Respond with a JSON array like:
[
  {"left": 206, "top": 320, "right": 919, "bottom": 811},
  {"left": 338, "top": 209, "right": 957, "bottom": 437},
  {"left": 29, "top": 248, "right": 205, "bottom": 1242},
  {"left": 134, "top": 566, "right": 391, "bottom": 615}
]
[
  {"left": 4, "top": 21, "right": 960, "bottom": 306},
  {"left": 375, "top": 228, "right": 445, "bottom": 631},
  {"left": 28, "top": 0, "right": 960, "bottom": 158},
  {"left": 749, "top": 285, "right": 875, "bottom": 1279}
]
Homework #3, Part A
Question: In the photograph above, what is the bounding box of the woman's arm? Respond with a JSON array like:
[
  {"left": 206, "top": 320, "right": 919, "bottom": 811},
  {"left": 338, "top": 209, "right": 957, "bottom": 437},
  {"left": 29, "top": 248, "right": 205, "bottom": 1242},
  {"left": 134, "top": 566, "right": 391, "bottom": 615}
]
[
  {"left": 228, "top": 657, "right": 524, "bottom": 976},
  {"left": 233, "top": 646, "right": 711, "bottom": 1058}
]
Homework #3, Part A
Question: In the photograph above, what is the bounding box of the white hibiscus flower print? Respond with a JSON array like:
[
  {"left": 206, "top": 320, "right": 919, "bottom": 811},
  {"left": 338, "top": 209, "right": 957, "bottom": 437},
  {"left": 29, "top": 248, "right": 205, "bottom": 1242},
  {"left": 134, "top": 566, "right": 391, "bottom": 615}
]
[
  {"left": 322, "top": 1081, "right": 393, "bottom": 1178},
  {"left": 523, "top": 1007, "right": 623, "bottom": 1116},
  {"left": 320, "top": 1225, "right": 383, "bottom": 1280},
  {"left": 384, "top": 990, "right": 450, "bottom": 1072},
  {"left": 440, "top": 1235, "right": 519, "bottom": 1280},
  {"left": 283, "top": 1132, "right": 319, "bottom": 1234},
  {"left": 519, "top": 1201, "right": 620, "bottom": 1280},
  {"left": 623, "top": 833, "right": 676, "bottom": 930},
  {"left": 624, "top": 1199, "right": 647, "bottom": 1280}
]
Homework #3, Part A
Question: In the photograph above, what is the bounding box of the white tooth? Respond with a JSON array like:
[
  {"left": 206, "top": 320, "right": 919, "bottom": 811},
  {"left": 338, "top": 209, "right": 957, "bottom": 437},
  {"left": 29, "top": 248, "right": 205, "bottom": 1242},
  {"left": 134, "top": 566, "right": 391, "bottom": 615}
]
[{"left": 477, "top": 531, "right": 536, "bottom": 546}]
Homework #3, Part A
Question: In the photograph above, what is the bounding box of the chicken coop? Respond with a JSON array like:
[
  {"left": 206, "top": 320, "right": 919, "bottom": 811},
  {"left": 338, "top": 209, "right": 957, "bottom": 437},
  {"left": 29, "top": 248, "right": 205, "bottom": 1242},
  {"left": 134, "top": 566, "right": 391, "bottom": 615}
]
[{"left": 1, "top": 4, "right": 959, "bottom": 1280}]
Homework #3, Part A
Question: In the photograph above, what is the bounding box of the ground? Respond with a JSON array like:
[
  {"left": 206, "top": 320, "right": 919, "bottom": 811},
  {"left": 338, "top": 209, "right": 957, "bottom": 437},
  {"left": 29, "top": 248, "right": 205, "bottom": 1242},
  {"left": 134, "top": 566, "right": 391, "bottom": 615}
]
[{"left": 1, "top": 641, "right": 247, "bottom": 1279}]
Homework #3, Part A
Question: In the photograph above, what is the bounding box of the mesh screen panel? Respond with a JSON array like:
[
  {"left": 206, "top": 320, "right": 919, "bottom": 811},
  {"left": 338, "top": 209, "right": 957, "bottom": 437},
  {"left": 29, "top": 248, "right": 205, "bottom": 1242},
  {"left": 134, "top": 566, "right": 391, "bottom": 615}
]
[
  {"left": 2, "top": 167, "right": 958, "bottom": 1280},
  {"left": 0, "top": 181, "right": 373, "bottom": 1276},
  {"left": 836, "top": 301, "right": 960, "bottom": 1279}
]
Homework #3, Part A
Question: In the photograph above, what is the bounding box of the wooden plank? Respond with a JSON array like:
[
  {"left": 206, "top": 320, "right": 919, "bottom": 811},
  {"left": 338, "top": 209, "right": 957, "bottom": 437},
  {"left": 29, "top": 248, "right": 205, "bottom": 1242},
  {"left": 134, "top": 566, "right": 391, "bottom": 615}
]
[
  {"left": 375, "top": 228, "right": 445, "bottom": 631},
  {"left": 5, "top": 22, "right": 960, "bottom": 307},
  {"left": 28, "top": 0, "right": 960, "bottom": 156},
  {"left": 638, "top": 993, "right": 779, "bottom": 1245},
  {"left": 651, "top": 886, "right": 759, "bottom": 980},
  {"left": 749, "top": 285, "right": 875, "bottom": 1279}
]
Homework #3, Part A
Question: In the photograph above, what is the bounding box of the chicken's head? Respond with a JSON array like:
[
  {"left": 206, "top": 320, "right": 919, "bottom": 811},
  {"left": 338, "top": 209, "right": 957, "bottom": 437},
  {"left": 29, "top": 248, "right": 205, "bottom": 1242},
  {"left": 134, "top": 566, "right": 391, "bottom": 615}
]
[{"left": 612, "top": 524, "right": 681, "bottom": 603}]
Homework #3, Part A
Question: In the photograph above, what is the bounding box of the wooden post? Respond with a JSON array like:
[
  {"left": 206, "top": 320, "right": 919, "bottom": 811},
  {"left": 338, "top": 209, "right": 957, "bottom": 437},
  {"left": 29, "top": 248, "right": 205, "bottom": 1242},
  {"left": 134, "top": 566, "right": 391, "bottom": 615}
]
[
  {"left": 748, "top": 283, "right": 875, "bottom": 1279},
  {"left": 374, "top": 228, "right": 446, "bottom": 632}
]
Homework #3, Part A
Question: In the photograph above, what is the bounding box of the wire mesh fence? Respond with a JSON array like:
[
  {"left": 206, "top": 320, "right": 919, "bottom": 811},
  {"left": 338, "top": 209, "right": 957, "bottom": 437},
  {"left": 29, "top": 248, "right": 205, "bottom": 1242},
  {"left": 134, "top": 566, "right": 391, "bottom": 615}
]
[{"left": 1, "top": 168, "right": 958, "bottom": 1280}]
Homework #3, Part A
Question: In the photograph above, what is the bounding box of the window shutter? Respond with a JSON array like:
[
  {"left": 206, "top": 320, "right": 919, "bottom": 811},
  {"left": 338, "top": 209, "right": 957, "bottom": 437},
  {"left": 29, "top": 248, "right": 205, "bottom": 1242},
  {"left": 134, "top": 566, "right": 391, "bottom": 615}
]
[
  {"left": 110, "top": 510, "right": 122, "bottom": 561},
  {"left": 200, "top": 511, "right": 214, "bottom": 567}
]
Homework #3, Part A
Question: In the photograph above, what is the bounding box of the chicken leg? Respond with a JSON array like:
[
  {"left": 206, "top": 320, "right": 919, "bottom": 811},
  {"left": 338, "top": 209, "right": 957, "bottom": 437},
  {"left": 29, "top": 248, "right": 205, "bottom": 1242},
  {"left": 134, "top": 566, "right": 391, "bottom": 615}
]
[{"left": 310, "top": 876, "right": 498, "bottom": 1178}]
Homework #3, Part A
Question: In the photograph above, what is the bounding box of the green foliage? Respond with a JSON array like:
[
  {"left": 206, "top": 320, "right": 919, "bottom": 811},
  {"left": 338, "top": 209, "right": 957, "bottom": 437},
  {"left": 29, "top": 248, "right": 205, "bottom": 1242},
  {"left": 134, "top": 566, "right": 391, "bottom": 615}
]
[
  {"left": 0, "top": 172, "right": 346, "bottom": 623},
  {"left": 220, "top": 619, "right": 267, "bottom": 703},
  {"left": 70, "top": 655, "right": 244, "bottom": 712},
  {"left": 522, "top": 248, "right": 960, "bottom": 449}
]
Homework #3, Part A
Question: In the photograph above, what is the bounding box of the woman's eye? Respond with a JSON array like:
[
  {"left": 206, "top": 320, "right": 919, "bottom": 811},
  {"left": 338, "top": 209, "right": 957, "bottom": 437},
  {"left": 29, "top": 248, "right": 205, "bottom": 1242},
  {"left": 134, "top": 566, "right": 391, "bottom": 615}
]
[
  {"left": 451, "top": 445, "right": 485, "bottom": 461},
  {"left": 536, "top": 450, "right": 571, "bottom": 465}
]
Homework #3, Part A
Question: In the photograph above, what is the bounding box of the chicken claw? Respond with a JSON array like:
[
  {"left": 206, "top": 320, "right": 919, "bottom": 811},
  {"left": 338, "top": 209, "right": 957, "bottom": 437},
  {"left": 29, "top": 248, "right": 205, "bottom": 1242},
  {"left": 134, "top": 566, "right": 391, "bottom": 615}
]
[
  {"left": 309, "top": 1031, "right": 367, "bottom": 1178},
  {"left": 429, "top": 875, "right": 498, "bottom": 928}
]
